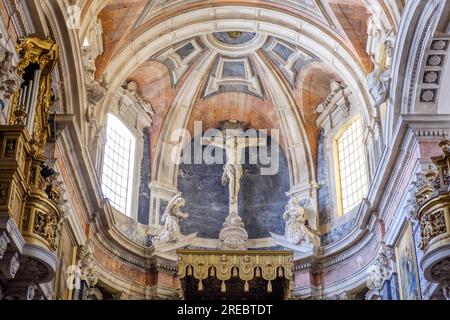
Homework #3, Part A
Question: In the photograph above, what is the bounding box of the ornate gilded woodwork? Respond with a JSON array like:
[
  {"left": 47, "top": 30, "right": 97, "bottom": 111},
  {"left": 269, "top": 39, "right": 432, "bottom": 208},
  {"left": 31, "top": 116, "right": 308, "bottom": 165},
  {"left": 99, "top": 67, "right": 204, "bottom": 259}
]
[
  {"left": 177, "top": 250, "right": 294, "bottom": 298},
  {"left": 22, "top": 165, "right": 62, "bottom": 251},
  {"left": 0, "top": 37, "right": 60, "bottom": 254},
  {"left": 8, "top": 38, "right": 59, "bottom": 157},
  {"left": 419, "top": 210, "right": 447, "bottom": 250},
  {"left": 0, "top": 128, "right": 31, "bottom": 224},
  {"left": 415, "top": 136, "right": 450, "bottom": 252},
  {"left": 415, "top": 136, "right": 450, "bottom": 297}
]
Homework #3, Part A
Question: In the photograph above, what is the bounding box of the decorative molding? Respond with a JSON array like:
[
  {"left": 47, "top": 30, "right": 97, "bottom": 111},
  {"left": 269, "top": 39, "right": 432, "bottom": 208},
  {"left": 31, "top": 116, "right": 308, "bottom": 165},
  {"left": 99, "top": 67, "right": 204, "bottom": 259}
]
[
  {"left": 203, "top": 55, "right": 264, "bottom": 99},
  {"left": 152, "top": 38, "right": 203, "bottom": 86}
]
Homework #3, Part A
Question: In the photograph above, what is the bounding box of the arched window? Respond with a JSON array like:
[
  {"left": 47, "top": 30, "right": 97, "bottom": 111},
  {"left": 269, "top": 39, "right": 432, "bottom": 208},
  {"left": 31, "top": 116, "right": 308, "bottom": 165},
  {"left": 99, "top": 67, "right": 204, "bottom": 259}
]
[
  {"left": 334, "top": 118, "right": 368, "bottom": 215},
  {"left": 101, "top": 113, "right": 136, "bottom": 215}
]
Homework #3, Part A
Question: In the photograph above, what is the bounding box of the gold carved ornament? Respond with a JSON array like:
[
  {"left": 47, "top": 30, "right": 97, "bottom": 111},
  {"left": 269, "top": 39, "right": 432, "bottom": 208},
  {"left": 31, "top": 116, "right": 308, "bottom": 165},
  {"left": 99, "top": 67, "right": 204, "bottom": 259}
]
[
  {"left": 8, "top": 38, "right": 59, "bottom": 157},
  {"left": 177, "top": 250, "right": 294, "bottom": 295},
  {"left": 415, "top": 135, "right": 450, "bottom": 251},
  {"left": 227, "top": 31, "right": 242, "bottom": 39},
  {"left": 2, "top": 37, "right": 61, "bottom": 252}
]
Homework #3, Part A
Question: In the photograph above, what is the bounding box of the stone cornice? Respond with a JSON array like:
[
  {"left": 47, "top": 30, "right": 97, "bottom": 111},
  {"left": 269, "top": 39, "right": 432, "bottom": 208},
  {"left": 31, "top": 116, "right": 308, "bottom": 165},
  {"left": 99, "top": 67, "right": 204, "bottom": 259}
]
[{"left": 294, "top": 230, "right": 378, "bottom": 272}]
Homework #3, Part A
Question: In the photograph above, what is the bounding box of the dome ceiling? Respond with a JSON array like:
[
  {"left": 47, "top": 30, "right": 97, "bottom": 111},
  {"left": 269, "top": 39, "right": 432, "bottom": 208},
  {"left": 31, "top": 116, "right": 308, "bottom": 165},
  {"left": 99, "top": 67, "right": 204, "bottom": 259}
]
[
  {"left": 148, "top": 31, "right": 318, "bottom": 100},
  {"left": 93, "top": 0, "right": 375, "bottom": 78},
  {"left": 86, "top": 0, "right": 382, "bottom": 191}
]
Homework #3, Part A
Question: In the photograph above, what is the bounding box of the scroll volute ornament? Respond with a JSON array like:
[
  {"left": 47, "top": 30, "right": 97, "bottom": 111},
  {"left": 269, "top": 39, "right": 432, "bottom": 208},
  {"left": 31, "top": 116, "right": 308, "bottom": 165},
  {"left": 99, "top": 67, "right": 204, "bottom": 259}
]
[{"left": 10, "top": 38, "right": 59, "bottom": 157}]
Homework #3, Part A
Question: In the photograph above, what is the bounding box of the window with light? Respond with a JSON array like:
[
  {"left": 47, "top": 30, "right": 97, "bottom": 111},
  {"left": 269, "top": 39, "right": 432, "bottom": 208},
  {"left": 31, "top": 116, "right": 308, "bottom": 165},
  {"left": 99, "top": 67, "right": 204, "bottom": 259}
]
[
  {"left": 101, "top": 113, "right": 136, "bottom": 215},
  {"left": 335, "top": 118, "right": 368, "bottom": 215}
]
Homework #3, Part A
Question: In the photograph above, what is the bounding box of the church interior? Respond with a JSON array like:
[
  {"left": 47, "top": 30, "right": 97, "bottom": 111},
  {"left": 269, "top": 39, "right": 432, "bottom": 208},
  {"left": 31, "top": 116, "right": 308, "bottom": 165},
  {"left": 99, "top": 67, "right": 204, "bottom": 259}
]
[{"left": 0, "top": 0, "right": 450, "bottom": 301}]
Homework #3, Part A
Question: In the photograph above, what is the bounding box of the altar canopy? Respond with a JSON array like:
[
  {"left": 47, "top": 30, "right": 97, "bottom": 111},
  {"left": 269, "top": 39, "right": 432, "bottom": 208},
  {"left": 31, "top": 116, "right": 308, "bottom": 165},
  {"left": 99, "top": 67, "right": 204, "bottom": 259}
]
[{"left": 177, "top": 250, "right": 294, "bottom": 300}]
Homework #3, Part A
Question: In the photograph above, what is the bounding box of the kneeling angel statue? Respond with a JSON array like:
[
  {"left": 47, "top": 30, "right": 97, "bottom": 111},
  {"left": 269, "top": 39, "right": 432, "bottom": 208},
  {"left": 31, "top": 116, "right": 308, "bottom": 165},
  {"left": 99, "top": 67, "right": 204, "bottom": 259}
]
[{"left": 153, "top": 195, "right": 189, "bottom": 245}]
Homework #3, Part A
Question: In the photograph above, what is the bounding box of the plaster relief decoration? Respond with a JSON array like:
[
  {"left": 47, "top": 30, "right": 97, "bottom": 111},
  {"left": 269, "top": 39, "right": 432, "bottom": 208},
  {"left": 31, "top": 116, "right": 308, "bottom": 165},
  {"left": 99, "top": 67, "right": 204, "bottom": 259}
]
[
  {"left": 366, "top": 11, "right": 394, "bottom": 65},
  {"left": 365, "top": 6, "right": 394, "bottom": 110},
  {"left": 78, "top": 240, "right": 98, "bottom": 289},
  {"left": 153, "top": 195, "right": 189, "bottom": 245},
  {"left": 418, "top": 39, "right": 449, "bottom": 105},
  {"left": 204, "top": 57, "right": 263, "bottom": 99},
  {"left": 314, "top": 81, "right": 350, "bottom": 116},
  {"left": 366, "top": 245, "right": 394, "bottom": 290},
  {"left": 152, "top": 39, "right": 202, "bottom": 85},
  {"left": 120, "top": 80, "right": 154, "bottom": 123},
  {"left": 283, "top": 198, "right": 317, "bottom": 245},
  {"left": 395, "top": 223, "right": 422, "bottom": 300},
  {"left": 405, "top": 180, "right": 421, "bottom": 224},
  {"left": 367, "top": 65, "right": 391, "bottom": 109},
  {"left": 0, "top": 37, "right": 22, "bottom": 102},
  {"left": 263, "top": 38, "right": 314, "bottom": 86},
  {"left": 82, "top": 19, "right": 107, "bottom": 142}
]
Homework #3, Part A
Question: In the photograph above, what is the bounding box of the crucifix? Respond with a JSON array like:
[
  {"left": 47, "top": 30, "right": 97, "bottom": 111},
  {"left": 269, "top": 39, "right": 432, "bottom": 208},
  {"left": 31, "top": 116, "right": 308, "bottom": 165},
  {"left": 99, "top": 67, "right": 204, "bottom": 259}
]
[{"left": 202, "top": 121, "right": 266, "bottom": 249}]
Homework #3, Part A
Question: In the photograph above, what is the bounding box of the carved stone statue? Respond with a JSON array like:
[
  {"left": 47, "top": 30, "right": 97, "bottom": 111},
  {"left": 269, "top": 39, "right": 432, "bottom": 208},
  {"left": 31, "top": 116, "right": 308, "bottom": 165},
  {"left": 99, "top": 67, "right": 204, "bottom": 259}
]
[
  {"left": 283, "top": 198, "right": 316, "bottom": 245},
  {"left": 367, "top": 64, "right": 391, "bottom": 109},
  {"left": 202, "top": 122, "right": 265, "bottom": 250},
  {"left": 222, "top": 162, "right": 243, "bottom": 205},
  {"left": 153, "top": 195, "right": 189, "bottom": 245}
]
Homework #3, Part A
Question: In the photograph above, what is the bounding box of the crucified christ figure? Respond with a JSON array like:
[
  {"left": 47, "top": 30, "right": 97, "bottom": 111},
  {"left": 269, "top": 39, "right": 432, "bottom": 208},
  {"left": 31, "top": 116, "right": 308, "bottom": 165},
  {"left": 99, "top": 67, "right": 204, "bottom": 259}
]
[
  {"left": 221, "top": 136, "right": 244, "bottom": 205},
  {"left": 202, "top": 129, "right": 265, "bottom": 216}
]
